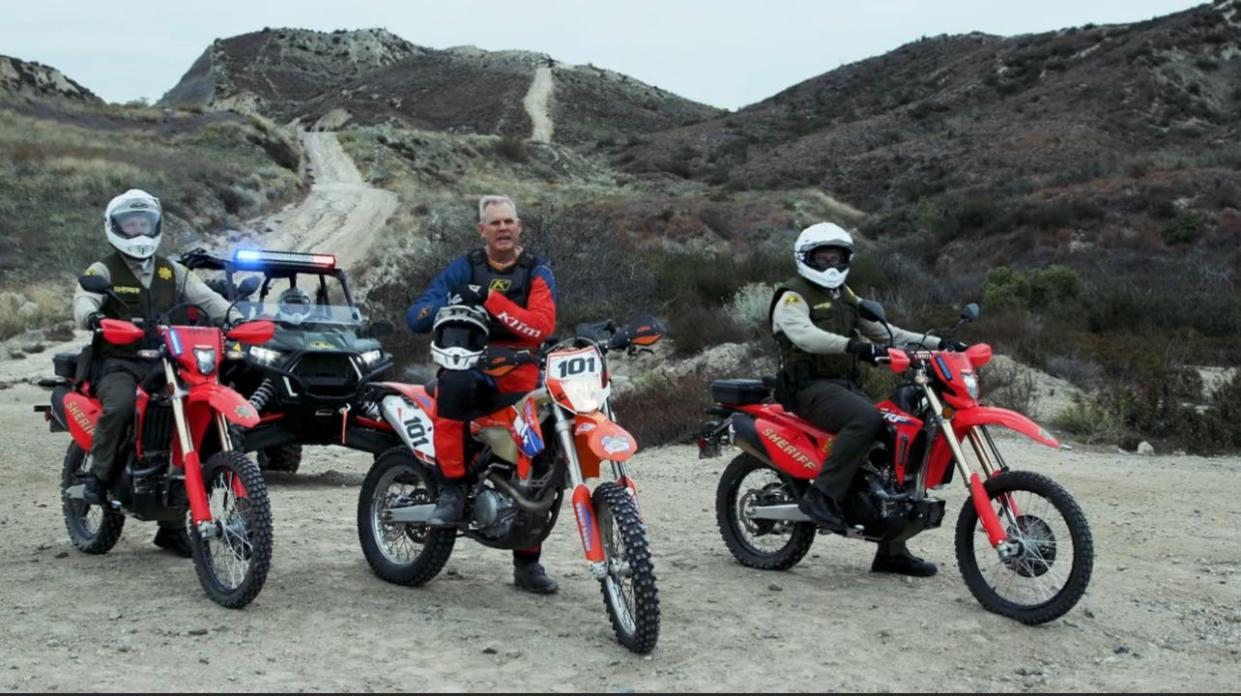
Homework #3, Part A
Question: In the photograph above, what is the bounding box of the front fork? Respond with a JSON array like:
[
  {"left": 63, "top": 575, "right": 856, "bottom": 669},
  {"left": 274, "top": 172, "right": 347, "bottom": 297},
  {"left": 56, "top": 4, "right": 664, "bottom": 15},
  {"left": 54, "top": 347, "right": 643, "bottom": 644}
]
[
  {"left": 921, "top": 380, "right": 1016, "bottom": 549},
  {"left": 552, "top": 405, "right": 607, "bottom": 578},
  {"left": 166, "top": 360, "right": 237, "bottom": 527}
]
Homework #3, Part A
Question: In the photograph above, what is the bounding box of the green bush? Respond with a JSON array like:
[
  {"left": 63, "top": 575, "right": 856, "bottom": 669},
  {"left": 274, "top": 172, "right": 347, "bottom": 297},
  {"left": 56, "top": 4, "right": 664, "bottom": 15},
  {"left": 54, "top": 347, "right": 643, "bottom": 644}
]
[
  {"left": 612, "top": 371, "right": 717, "bottom": 448},
  {"left": 1029, "top": 265, "right": 1082, "bottom": 308},
  {"left": 1161, "top": 209, "right": 1207, "bottom": 245},
  {"left": 981, "top": 266, "right": 1031, "bottom": 310}
]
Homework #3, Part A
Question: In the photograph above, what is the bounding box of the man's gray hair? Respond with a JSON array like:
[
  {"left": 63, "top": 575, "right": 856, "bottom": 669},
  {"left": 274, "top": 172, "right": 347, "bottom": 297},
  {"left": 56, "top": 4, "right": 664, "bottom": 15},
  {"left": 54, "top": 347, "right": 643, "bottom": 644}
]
[{"left": 478, "top": 194, "right": 517, "bottom": 221}]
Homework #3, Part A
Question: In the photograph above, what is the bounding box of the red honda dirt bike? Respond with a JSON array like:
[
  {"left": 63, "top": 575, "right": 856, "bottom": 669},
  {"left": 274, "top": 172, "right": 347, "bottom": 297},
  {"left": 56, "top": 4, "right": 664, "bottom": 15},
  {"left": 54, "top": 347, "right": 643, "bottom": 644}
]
[
  {"left": 34, "top": 274, "right": 277, "bottom": 608},
  {"left": 355, "top": 317, "right": 663, "bottom": 653},
  {"left": 697, "top": 301, "right": 1093, "bottom": 624}
]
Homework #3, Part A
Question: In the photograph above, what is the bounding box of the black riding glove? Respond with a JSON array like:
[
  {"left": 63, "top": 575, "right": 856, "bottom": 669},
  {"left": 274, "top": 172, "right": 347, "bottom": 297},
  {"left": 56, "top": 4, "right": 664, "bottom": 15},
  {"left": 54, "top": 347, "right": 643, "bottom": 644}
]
[
  {"left": 937, "top": 338, "right": 968, "bottom": 352},
  {"left": 86, "top": 312, "right": 104, "bottom": 330},
  {"left": 448, "top": 284, "right": 489, "bottom": 307},
  {"left": 846, "top": 339, "right": 889, "bottom": 365}
]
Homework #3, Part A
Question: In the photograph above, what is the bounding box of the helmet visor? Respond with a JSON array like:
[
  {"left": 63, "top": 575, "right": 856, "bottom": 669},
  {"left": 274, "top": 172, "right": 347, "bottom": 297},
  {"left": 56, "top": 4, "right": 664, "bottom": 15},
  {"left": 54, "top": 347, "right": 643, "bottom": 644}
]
[
  {"left": 110, "top": 210, "right": 160, "bottom": 239},
  {"left": 802, "top": 245, "right": 851, "bottom": 272},
  {"left": 436, "top": 323, "right": 488, "bottom": 352}
]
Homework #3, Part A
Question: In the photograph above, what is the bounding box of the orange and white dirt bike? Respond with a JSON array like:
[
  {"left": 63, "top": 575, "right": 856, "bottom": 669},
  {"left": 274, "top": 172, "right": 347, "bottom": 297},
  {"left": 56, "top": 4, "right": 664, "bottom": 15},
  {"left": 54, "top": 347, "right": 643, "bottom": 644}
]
[{"left": 355, "top": 316, "right": 665, "bottom": 653}]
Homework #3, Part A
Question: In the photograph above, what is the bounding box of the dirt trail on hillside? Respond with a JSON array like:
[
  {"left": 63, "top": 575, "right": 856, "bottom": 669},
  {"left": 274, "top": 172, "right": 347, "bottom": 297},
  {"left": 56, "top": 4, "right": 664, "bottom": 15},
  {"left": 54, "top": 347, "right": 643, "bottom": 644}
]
[
  {"left": 523, "top": 66, "right": 554, "bottom": 143},
  {"left": 245, "top": 131, "right": 398, "bottom": 271},
  {"left": 2, "top": 375, "right": 1238, "bottom": 691}
]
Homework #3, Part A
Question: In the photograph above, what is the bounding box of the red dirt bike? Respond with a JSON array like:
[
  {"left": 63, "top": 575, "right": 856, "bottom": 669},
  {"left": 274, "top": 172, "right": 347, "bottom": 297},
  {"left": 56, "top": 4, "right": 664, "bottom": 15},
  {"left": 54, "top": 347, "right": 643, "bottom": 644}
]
[
  {"left": 697, "top": 301, "right": 1093, "bottom": 624},
  {"left": 355, "top": 316, "right": 663, "bottom": 653},
  {"left": 34, "top": 274, "right": 277, "bottom": 608}
]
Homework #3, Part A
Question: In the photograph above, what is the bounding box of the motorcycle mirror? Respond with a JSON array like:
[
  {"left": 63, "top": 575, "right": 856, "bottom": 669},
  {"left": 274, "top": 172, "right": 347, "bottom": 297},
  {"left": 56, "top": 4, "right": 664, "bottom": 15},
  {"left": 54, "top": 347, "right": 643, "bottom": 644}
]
[
  {"left": 858, "top": 299, "right": 887, "bottom": 324},
  {"left": 369, "top": 320, "right": 395, "bottom": 339},
  {"left": 78, "top": 274, "right": 112, "bottom": 294},
  {"left": 236, "top": 276, "right": 261, "bottom": 299},
  {"left": 960, "top": 303, "right": 980, "bottom": 322}
]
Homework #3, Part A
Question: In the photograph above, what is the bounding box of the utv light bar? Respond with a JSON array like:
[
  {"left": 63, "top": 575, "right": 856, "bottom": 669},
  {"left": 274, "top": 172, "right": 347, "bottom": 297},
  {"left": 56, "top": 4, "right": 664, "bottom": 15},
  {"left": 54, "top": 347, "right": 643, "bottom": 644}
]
[{"left": 233, "top": 249, "right": 337, "bottom": 269}]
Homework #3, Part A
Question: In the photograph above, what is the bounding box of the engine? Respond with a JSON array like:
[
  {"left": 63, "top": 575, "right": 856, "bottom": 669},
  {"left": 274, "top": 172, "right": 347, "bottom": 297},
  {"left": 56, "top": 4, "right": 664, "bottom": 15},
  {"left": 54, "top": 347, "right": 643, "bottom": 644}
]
[{"left": 472, "top": 487, "right": 518, "bottom": 539}]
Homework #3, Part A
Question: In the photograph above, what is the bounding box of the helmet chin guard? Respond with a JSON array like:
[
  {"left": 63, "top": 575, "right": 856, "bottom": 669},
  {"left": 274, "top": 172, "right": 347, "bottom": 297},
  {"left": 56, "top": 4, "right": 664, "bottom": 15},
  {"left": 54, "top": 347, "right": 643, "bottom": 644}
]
[{"left": 431, "top": 305, "right": 489, "bottom": 371}]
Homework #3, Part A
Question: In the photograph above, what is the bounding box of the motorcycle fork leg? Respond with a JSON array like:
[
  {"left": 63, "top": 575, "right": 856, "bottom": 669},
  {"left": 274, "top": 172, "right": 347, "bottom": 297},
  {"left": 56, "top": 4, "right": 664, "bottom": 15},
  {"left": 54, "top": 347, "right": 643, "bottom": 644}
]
[
  {"left": 922, "top": 383, "right": 1009, "bottom": 547},
  {"left": 166, "top": 360, "right": 210, "bottom": 525},
  {"left": 554, "top": 407, "right": 605, "bottom": 568},
  {"left": 968, "top": 428, "right": 1021, "bottom": 518}
]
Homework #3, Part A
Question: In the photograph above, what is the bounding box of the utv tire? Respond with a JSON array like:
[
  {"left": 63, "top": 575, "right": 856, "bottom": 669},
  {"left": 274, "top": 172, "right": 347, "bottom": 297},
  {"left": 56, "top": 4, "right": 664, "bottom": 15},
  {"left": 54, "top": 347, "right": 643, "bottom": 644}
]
[{"left": 258, "top": 443, "right": 302, "bottom": 474}]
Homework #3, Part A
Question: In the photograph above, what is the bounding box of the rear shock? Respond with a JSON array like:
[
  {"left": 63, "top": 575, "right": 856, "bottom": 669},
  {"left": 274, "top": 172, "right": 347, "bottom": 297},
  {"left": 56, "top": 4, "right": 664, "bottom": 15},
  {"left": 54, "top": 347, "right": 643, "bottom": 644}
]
[{"left": 248, "top": 378, "right": 277, "bottom": 412}]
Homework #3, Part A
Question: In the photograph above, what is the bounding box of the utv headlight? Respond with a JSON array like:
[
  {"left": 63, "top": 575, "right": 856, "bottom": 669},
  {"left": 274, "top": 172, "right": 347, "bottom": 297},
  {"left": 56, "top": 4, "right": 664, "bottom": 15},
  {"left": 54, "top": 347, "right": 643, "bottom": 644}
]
[
  {"left": 248, "top": 346, "right": 284, "bottom": 365},
  {"left": 359, "top": 349, "right": 383, "bottom": 366},
  {"left": 963, "top": 372, "right": 979, "bottom": 400},
  {"left": 193, "top": 347, "right": 217, "bottom": 375}
]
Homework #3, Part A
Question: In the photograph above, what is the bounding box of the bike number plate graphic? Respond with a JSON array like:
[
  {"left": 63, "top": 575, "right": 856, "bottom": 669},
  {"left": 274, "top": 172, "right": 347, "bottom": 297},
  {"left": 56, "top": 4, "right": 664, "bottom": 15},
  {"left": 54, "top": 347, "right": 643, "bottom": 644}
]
[
  {"left": 547, "top": 348, "right": 602, "bottom": 382},
  {"left": 546, "top": 346, "right": 607, "bottom": 412},
  {"left": 381, "top": 395, "right": 436, "bottom": 461}
]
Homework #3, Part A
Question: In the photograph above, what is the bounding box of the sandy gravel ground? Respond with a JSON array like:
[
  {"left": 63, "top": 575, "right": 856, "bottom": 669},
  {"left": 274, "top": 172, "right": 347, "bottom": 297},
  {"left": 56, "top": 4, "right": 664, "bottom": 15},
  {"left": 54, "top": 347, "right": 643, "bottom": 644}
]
[{"left": 2, "top": 364, "right": 1239, "bottom": 692}]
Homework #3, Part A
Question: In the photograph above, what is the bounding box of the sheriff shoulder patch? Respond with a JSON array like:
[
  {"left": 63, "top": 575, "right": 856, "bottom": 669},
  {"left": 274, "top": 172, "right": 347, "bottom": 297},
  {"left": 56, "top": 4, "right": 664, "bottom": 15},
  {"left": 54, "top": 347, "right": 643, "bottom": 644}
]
[
  {"left": 158, "top": 266, "right": 173, "bottom": 280},
  {"left": 783, "top": 294, "right": 802, "bottom": 305}
]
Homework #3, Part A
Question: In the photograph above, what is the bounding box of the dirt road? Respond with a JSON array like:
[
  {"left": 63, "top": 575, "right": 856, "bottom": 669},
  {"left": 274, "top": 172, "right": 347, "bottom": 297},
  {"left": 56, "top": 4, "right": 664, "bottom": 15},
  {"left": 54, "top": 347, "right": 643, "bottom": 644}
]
[
  {"left": 523, "top": 66, "right": 554, "bottom": 144},
  {"left": 2, "top": 372, "right": 1239, "bottom": 691},
  {"left": 242, "top": 131, "right": 398, "bottom": 271}
]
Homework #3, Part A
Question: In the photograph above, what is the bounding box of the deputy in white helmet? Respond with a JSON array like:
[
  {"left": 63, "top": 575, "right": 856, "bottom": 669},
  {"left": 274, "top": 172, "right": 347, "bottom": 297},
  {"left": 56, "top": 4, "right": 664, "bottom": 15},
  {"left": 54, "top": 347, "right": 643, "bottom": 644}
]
[
  {"left": 71, "top": 188, "right": 235, "bottom": 557},
  {"left": 768, "top": 222, "right": 946, "bottom": 578}
]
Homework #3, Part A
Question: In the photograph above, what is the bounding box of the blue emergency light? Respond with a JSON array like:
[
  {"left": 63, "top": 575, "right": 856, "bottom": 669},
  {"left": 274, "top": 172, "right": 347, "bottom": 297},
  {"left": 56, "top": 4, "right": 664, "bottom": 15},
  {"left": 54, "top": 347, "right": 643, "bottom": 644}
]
[{"left": 232, "top": 249, "right": 336, "bottom": 269}]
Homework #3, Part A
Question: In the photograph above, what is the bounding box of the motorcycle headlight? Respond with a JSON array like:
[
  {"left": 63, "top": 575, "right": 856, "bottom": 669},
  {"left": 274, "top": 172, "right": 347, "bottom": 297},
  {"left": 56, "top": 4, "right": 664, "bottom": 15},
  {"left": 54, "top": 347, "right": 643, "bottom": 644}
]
[
  {"left": 248, "top": 346, "right": 284, "bottom": 365},
  {"left": 360, "top": 349, "right": 383, "bottom": 366},
  {"left": 193, "top": 347, "right": 217, "bottom": 375},
  {"left": 963, "top": 372, "right": 979, "bottom": 400}
]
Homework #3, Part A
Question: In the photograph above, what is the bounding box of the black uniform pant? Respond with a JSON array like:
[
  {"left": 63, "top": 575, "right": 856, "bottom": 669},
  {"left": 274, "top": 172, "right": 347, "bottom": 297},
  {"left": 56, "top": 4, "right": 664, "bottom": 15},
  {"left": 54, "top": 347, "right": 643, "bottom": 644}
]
[
  {"left": 793, "top": 378, "right": 913, "bottom": 557},
  {"left": 90, "top": 365, "right": 139, "bottom": 482},
  {"left": 91, "top": 360, "right": 182, "bottom": 536}
]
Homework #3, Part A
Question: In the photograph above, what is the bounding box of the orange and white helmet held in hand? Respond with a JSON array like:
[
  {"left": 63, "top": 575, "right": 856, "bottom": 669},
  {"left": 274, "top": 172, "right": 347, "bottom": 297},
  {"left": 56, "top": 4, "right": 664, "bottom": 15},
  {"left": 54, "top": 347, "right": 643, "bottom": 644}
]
[{"left": 104, "top": 188, "right": 162, "bottom": 259}]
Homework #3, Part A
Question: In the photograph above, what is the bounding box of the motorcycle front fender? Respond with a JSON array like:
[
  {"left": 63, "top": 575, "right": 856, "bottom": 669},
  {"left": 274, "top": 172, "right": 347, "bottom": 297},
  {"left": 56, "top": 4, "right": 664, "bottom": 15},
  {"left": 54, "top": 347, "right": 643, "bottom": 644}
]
[
  {"left": 188, "top": 382, "right": 260, "bottom": 428},
  {"left": 952, "top": 406, "right": 1060, "bottom": 449}
]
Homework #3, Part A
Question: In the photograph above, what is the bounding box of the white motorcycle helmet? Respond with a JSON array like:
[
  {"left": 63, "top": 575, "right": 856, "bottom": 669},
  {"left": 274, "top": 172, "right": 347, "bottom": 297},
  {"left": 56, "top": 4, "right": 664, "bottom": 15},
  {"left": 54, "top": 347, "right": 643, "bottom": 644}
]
[
  {"left": 104, "top": 189, "right": 162, "bottom": 260},
  {"left": 431, "top": 305, "right": 489, "bottom": 371},
  {"left": 794, "top": 222, "right": 854, "bottom": 291}
]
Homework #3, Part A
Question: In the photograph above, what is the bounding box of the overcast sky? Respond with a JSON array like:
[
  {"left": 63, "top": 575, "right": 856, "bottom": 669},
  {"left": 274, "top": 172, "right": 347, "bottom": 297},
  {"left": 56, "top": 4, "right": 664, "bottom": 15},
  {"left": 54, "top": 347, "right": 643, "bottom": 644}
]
[{"left": 2, "top": 0, "right": 1207, "bottom": 110}]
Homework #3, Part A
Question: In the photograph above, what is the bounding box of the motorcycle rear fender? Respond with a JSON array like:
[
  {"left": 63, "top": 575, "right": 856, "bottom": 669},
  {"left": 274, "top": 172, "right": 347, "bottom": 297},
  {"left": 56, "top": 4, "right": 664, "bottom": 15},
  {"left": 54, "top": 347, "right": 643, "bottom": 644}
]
[
  {"left": 188, "top": 382, "right": 260, "bottom": 427},
  {"left": 62, "top": 391, "right": 100, "bottom": 452},
  {"left": 374, "top": 381, "right": 436, "bottom": 415},
  {"left": 730, "top": 413, "right": 822, "bottom": 481}
]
